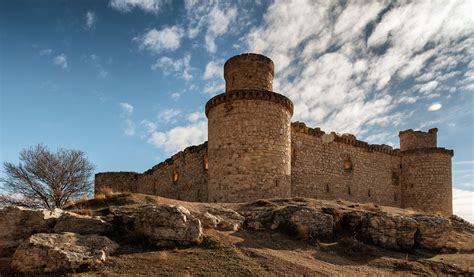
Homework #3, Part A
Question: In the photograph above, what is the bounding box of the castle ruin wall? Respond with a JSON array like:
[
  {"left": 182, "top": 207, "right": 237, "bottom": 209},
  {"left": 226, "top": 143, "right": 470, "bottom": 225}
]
[{"left": 290, "top": 122, "right": 402, "bottom": 207}]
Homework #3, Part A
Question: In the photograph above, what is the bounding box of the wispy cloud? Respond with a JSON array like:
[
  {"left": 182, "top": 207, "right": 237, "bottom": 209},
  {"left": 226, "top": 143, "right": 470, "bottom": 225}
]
[
  {"left": 119, "top": 102, "right": 135, "bottom": 136},
  {"left": 135, "top": 26, "right": 184, "bottom": 54},
  {"left": 39, "top": 49, "right": 52, "bottom": 56},
  {"left": 52, "top": 54, "right": 68, "bottom": 69},
  {"left": 151, "top": 54, "right": 192, "bottom": 80},
  {"left": 85, "top": 11, "right": 97, "bottom": 29},
  {"left": 184, "top": 1, "right": 238, "bottom": 53},
  {"left": 157, "top": 108, "right": 181, "bottom": 123},
  {"left": 147, "top": 118, "right": 207, "bottom": 154},
  {"left": 203, "top": 60, "right": 223, "bottom": 80},
  {"left": 119, "top": 102, "right": 134, "bottom": 116},
  {"left": 245, "top": 0, "right": 474, "bottom": 135},
  {"left": 110, "top": 0, "right": 164, "bottom": 14}
]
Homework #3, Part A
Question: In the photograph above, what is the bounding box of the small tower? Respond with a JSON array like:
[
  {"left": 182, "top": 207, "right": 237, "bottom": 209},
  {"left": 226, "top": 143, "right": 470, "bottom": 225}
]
[
  {"left": 205, "top": 53, "right": 293, "bottom": 202},
  {"left": 399, "top": 128, "right": 453, "bottom": 216}
]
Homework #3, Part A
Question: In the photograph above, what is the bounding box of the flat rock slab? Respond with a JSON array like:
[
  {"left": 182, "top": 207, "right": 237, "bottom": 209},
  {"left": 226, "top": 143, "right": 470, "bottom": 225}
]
[{"left": 11, "top": 232, "right": 119, "bottom": 274}]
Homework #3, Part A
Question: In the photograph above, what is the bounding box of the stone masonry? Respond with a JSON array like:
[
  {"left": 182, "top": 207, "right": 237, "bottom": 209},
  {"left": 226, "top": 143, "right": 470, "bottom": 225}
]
[{"left": 95, "top": 53, "right": 454, "bottom": 216}]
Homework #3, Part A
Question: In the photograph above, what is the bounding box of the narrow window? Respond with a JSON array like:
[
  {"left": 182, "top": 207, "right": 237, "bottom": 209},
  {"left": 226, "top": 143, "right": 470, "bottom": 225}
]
[
  {"left": 173, "top": 171, "right": 179, "bottom": 183},
  {"left": 348, "top": 186, "right": 351, "bottom": 195},
  {"left": 326, "top": 184, "right": 330, "bottom": 193},
  {"left": 394, "top": 193, "right": 398, "bottom": 202},
  {"left": 368, "top": 189, "right": 371, "bottom": 197},
  {"left": 203, "top": 155, "right": 209, "bottom": 170},
  {"left": 275, "top": 179, "right": 278, "bottom": 187},
  {"left": 343, "top": 156, "right": 353, "bottom": 172},
  {"left": 410, "top": 183, "right": 414, "bottom": 188}
]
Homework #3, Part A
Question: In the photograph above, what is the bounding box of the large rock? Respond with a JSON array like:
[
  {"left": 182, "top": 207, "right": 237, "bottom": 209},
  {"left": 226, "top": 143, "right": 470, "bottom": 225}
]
[
  {"left": 11, "top": 232, "right": 119, "bottom": 274},
  {"left": 413, "top": 215, "right": 450, "bottom": 250},
  {"left": 54, "top": 212, "right": 113, "bottom": 235},
  {"left": 197, "top": 207, "right": 245, "bottom": 231},
  {"left": 112, "top": 205, "right": 203, "bottom": 246},
  {"left": 272, "top": 206, "right": 334, "bottom": 240},
  {"left": 0, "top": 206, "right": 63, "bottom": 257},
  {"left": 344, "top": 211, "right": 418, "bottom": 250}
]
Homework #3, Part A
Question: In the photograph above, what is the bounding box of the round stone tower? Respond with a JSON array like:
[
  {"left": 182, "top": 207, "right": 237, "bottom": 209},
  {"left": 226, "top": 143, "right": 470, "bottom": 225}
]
[
  {"left": 205, "top": 53, "right": 293, "bottom": 203},
  {"left": 399, "top": 128, "right": 453, "bottom": 216}
]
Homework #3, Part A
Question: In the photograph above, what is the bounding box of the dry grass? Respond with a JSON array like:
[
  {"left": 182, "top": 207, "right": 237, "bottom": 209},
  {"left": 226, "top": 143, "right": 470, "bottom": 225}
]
[
  {"left": 360, "top": 202, "right": 380, "bottom": 212},
  {"left": 94, "top": 193, "right": 106, "bottom": 200},
  {"left": 97, "top": 186, "right": 115, "bottom": 196},
  {"left": 74, "top": 208, "right": 93, "bottom": 216}
]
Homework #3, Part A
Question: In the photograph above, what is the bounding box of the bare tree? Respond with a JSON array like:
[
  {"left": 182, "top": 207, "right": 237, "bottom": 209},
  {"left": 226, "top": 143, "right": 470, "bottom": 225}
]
[{"left": 0, "top": 144, "right": 95, "bottom": 209}]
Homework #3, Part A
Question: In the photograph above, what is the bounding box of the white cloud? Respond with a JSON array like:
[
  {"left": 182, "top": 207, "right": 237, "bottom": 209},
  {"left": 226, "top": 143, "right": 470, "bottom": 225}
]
[
  {"left": 119, "top": 103, "right": 135, "bottom": 136},
  {"left": 157, "top": 108, "right": 181, "bottom": 123},
  {"left": 52, "top": 54, "right": 68, "bottom": 69},
  {"left": 244, "top": 0, "right": 473, "bottom": 135},
  {"left": 119, "top": 102, "right": 134, "bottom": 116},
  {"left": 110, "top": 0, "right": 164, "bottom": 14},
  {"left": 140, "top": 119, "right": 157, "bottom": 133},
  {"left": 135, "top": 26, "right": 184, "bottom": 54},
  {"left": 124, "top": 119, "right": 135, "bottom": 136},
  {"left": 85, "top": 11, "right": 97, "bottom": 29},
  {"left": 151, "top": 54, "right": 192, "bottom": 80},
  {"left": 39, "top": 49, "right": 52, "bottom": 56},
  {"left": 203, "top": 60, "right": 222, "bottom": 80},
  {"left": 427, "top": 103, "right": 442, "bottom": 111},
  {"left": 171, "top": 92, "right": 180, "bottom": 100},
  {"left": 147, "top": 120, "right": 207, "bottom": 154},
  {"left": 203, "top": 81, "right": 224, "bottom": 95},
  {"left": 453, "top": 188, "right": 474, "bottom": 223},
  {"left": 85, "top": 54, "right": 108, "bottom": 79},
  {"left": 187, "top": 111, "right": 204, "bottom": 122},
  {"left": 184, "top": 1, "right": 238, "bottom": 53}
]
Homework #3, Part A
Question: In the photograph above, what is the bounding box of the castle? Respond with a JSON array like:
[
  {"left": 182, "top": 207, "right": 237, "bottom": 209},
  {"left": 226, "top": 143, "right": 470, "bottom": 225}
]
[{"left": 95, "top": 53, "right": 454, "bottom": 216}]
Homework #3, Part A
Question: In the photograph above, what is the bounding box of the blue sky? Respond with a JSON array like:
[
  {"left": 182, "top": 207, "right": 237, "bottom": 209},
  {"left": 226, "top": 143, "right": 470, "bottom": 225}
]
[{"left": 1, "top": 0, "right": 473, "bottom": 220}]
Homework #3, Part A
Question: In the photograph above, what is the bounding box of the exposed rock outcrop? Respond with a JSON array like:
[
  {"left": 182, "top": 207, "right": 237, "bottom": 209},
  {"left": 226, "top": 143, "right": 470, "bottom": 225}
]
[
  {"left": 196, "top": 207, "right": 245, "bottom": 231},
  {"left": 11, "top": 232, "right": 119, "bottom": 273},
  {"left": 111, "top": 204, "right": 203, "bottom": 246},
  {"left": 0, "top": 206, "right": 63, "bottom": 257},
  {"left": 413, "top": 215, "right": 450, "bottom": 250},
  {"left": 54, "top": 212, "right": 113, "bottom": 235}
]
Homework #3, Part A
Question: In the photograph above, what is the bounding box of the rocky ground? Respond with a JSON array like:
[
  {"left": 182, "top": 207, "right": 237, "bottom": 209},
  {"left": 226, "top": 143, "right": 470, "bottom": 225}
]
[{"left": 0, "top": 192, "right": 473, "bottom": 276}]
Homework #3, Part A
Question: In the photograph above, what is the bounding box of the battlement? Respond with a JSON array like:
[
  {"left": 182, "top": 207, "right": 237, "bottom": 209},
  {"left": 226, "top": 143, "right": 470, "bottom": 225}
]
[
  {"left": 399, "top": 128, "right": 437, "bottom": 151},
  {"left": 224, "top": 53, "right": 274, "bottom": 92},
  {"left": 205, "top": 89, "right": 294, "bottom": 117},
  {"left": 291, "top": 122, "right": 400, "bottom": 156}
]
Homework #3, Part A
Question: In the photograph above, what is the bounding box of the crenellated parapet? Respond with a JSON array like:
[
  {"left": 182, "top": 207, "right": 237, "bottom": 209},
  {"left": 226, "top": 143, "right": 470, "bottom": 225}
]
[
  {"left": 291, "top": 122, "right": 401, "bottom": 156},
  {"left": 205, "top": 89, "right": 293, "bottom": 117}
]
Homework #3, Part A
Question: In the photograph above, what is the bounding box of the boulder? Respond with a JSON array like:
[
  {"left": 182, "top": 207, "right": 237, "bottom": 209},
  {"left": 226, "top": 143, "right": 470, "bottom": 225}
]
[
  {"left": 271, "top": 206, "right": 334, "bottom": 240},
  {"left": 0, "top": 206, "right": 63, "bottom": 257},
  {"left": 205, "top": 207, "right": 245, "bottom": 231},
  {"left": 54, "top": 212, "right": 113, "bottom": 235},
  {"left": 344, "top": 211, "right": 418, "bottom": 250},
  {"left": 365, "top": 213, "right": 418, "bottom": 249},
  {"left": 413, "top": 215, "right": 450, "bottom": 250},
  {"left": 112, "top": 205, "right": 203, "bottom": 246},
  {"left": 11, "top": 232, "right": 118, "bottom": 274}
]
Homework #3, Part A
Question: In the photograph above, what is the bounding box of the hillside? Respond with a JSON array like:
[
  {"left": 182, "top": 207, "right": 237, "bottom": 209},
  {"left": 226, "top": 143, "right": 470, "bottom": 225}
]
[{"left": 1, "top": 192, "right": 473, "bottom": 275}]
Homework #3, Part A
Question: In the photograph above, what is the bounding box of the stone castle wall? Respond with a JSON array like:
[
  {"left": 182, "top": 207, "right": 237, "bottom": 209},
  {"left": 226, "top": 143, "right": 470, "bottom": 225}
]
[
  {"left": 290, "top": 122, "right": 402, "bottom": 207},
  {"left": 207, "top": 92, "right": 293, "bottom": 202},
  {"left": 95, "top": 143, "right": 208, "bottom": 202}
]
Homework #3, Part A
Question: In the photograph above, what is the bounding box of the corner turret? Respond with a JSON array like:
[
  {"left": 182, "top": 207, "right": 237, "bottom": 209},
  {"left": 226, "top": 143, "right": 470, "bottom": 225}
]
[{"left": 399, "top": 128, "right": 453, "bottom": 216}]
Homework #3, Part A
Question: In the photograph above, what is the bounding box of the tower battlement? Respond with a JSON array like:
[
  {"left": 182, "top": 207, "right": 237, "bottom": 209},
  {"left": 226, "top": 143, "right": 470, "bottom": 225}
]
[{"left": 399, "top": 128, "right": 438, "bottom": 151}]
